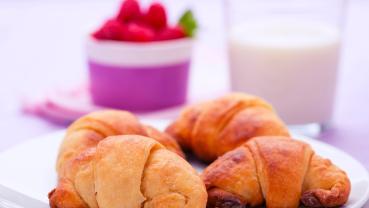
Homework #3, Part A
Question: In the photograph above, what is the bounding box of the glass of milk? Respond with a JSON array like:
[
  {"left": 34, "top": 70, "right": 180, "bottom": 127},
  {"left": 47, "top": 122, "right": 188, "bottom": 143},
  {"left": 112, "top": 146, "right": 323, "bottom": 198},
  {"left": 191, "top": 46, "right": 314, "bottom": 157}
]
[{"left": 226, "top": 0, "right": 347, "bottom": 127}]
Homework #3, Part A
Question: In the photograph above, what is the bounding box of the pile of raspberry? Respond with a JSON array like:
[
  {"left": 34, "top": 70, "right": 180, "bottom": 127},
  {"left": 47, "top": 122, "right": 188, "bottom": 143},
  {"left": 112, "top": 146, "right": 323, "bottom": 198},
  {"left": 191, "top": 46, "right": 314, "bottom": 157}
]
[{"left": 93, "top": 0, "right": 186, "bottom": 42}]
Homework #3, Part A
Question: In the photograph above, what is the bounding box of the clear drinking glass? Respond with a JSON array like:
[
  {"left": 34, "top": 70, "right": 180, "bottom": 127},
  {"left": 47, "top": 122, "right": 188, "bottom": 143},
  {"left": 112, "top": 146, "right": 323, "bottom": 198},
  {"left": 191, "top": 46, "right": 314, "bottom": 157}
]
[{"left": 225, "top": 0, "right": 347, "bottom": 129}]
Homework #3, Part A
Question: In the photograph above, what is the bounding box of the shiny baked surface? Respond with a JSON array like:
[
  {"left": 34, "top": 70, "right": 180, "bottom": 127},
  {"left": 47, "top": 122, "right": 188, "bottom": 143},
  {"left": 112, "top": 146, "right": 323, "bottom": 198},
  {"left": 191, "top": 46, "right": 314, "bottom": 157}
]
[
  {"left": 48, "top": 110, "right": 209, "bottom": 208},
  {"left": 202, "top": 136, "right": 351, "bottom": 208},
  {"left": 166, "top": 93, "right": 289, "bottom": 162}
]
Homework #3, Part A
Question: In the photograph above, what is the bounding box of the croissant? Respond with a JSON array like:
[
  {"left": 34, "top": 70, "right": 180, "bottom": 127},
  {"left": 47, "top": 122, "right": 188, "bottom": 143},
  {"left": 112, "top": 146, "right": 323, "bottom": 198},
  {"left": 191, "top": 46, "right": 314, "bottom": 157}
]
[
  {"left": 49, "top": 135, "right": 207, "bottom": 208},
  {"left": 166, "top": 93, "right": 290, "bottom": 162},
  {"left": 202, "top": 136, "right": 351, "bottom": 208},
  {"left": 49, "top": 110, "right": 189, "bottom": 207}
]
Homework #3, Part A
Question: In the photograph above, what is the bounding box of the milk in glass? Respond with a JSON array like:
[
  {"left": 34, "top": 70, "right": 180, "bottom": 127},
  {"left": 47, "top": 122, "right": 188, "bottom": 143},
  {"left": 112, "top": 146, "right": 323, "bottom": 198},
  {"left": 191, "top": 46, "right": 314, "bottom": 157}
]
[{"left": 229, "top": 20, "right": 341, "bottom": 124}]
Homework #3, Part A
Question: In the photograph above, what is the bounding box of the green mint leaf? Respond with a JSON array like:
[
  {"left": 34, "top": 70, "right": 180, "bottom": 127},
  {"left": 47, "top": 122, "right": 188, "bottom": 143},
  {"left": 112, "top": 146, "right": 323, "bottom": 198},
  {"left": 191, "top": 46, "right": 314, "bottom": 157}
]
[{"left": 178, "top": 10, "right": 198, "bottom": 37}]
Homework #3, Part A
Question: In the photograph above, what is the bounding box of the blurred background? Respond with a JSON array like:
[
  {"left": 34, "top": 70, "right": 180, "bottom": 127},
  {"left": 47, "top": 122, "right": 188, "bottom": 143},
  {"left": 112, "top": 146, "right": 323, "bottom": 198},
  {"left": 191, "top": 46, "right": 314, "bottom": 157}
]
[
  {"left": 0, "top": 0, "right": 369, "bottom": 167},
  {"left": 0, "top": 0, "right": 226, "bottom": 144}
]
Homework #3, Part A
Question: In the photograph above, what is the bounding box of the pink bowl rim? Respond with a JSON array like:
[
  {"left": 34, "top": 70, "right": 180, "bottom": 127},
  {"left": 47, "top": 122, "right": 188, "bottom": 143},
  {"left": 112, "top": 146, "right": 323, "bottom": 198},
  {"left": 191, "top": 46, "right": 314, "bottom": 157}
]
[
  {"left": 87, "top": 36, "right": 194, "bottom": 50},
  {"left": 86, "top": 36, "right": 194, "bottom": 67}
]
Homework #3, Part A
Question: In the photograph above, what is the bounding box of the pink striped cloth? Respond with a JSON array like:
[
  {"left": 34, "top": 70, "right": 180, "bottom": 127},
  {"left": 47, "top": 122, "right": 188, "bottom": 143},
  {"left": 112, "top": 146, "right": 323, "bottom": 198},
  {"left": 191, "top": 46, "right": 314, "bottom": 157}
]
[{"left": 22, "top": 85, "right": 185, "bottom": 126}]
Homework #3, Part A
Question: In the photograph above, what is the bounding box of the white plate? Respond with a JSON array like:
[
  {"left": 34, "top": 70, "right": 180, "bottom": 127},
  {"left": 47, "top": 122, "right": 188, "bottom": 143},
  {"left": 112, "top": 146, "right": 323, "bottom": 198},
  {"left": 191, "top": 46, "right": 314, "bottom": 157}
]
[{"left": 0, "top": 119, "right": 368, "bottom": 207}]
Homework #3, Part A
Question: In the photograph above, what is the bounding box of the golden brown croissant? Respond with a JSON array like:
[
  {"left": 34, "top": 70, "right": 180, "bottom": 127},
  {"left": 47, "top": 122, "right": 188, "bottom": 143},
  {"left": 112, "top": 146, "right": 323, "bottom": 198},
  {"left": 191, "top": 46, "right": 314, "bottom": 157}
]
[
  {"left": 166, "top": 93, "right": 290, "bottom": 162},
  {"left": 202, "top": 136, "right": 351, "bottom": 208},
  {"left": 49, "top": 135, "right": 207, "bottom": 208},
  {"left": 49, "top": 110, "right": 189, "bottom": 207}
]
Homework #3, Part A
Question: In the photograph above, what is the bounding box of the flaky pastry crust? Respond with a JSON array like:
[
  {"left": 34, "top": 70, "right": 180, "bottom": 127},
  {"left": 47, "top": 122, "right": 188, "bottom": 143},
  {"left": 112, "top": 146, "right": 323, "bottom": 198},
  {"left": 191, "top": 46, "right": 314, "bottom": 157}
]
[
  {"left": 202, "top": 136, "right": 351, "bottom": 208},
  {"left": 166, "top": 93, "right": 289, "bottom": 162}
]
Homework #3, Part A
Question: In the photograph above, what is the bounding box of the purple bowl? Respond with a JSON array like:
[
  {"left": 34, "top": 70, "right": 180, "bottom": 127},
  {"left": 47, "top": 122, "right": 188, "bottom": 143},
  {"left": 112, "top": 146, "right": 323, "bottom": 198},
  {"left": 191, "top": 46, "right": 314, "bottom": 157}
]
[{"left": 86, "top": 37, "right": 193, "bottom": 111}]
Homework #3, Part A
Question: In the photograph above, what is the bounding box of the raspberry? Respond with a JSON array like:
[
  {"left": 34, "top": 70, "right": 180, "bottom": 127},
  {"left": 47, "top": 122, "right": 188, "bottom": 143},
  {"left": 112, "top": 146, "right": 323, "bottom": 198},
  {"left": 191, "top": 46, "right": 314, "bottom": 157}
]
[
  {"left": 155, "top": 26, "right": 186, "bottom": 41},
  {"left": 124, "top": 23, "right": 155, "bottom": 42},
  {"left": 92, "top": 19, "right": 126, "bottom": 41},
  {"left": 145, "top": 3, "right": 167, "bottom": 30},
  {"left": 117, "top": 0, "right": 141, "bottom": 23}
]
